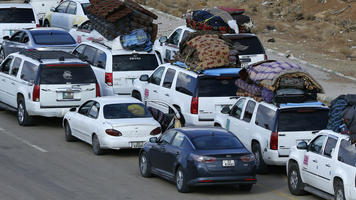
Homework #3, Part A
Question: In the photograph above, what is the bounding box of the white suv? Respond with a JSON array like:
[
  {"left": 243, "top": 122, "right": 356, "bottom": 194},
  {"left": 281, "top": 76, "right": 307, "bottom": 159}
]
[
  {"left": 132, "top": 62, "right": 240, "bottom": 126},
  {"left": 0, "top": 50, "right": 99, "bottom": 126},
  {"left": 214, "top": 97, "right": 329, "bottom": 173},
  {"left": 287, "top": 130, "right": 356, "bottom": 200},
  {"left": 72, "top": 41, "right": 161, "bottom": 96}
]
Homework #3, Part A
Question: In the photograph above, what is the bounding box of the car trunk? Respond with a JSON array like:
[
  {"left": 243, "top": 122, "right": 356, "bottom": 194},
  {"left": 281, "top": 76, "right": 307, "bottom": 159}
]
[
  {"left": 108, "top": 118, "right": 159, "bottom": 138},
  {"left": 276, "top": 108, "right": 329, "bottom": 156},
  {"left": 38, "top": 64, "right": 97, "bottom": 108},
  {"left": 197, "top": 76, "right": 238, "bottom": 121},
  {"left": 112, "top": 53, "right": 158, "bottom": 95}
]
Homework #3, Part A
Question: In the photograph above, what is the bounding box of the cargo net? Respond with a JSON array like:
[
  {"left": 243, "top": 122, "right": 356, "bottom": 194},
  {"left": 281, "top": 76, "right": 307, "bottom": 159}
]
[{"left": 87, "top": 0, "right": 158, "bottom": 42}]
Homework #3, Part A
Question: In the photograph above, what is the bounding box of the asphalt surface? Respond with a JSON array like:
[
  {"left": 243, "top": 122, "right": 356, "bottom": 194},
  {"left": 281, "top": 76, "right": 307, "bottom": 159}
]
[{"left": 0, "top": 109, "right": 323, "bottom": 200}]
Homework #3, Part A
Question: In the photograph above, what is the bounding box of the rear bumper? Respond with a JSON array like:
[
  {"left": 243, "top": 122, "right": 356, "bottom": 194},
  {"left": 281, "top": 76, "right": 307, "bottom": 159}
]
[
  {"left": 263, "top": 149, "right": 288, "bottom": 166},
  {"left": 185, "top": 114, "right": 214, "bottom": 126},
  {"left": 26, "top": 101, "right": 74, "bottom": 117},
  {"left": 188, "top": 176, "right": 257, "bottom": 187},
  {"left": 100, "top": 135, "right": 156, "bottom": 150}
]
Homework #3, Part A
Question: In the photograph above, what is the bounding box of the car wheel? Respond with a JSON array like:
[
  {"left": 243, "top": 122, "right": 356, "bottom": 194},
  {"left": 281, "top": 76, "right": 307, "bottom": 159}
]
[
  {"left": 239, "top": 184, "right": 253, "bottom": 191},
  {"left": 334, "top": 180, "right": 346, "bottom": 200},
  {"left": 252, "top": 142, "right": 268, "bottom": 174},
  {"left": 43, "top": 20, "right": 50, "bottom": 27},
  {"left": 17, "top": 98, "right": 33, "bottom": 126},
  {"left": 64, "top": 122, "right": 77, "bottom": 142},
  {"left": 288, "top": 163, "right": 305, "bottom": 195},
  {"left": 92, "top": 134, "right": 104, "bottom": 155},
  {"left": 139, "top": 152, "right": 152, "bottom": 177},
  {"left": 176, "top": 167, "right": 189, "bottom": 193}
]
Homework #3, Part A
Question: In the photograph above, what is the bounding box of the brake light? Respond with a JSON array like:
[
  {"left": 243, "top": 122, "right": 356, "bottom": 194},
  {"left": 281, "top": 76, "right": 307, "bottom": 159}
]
[
  {"left": 240, "top": 154, "right": 255, "bottom": 162},
  {"left": 190, "top": 97, "right": 198, "bottom": 114},
  {"left": 192, "top": 154, "right": 216, "bottom": 163},
  {"left": 95, "top": 83, "right": 101, "bottom": 97},
  {"left": 270, "top": 132, "right": 278, "bottom": 150},
  {"left": 264, "top": 54, "right": 268, "bottom": 60},
  {"left": 150, "top": 127, "right": 161, "bottom": 135},
  {"left": 105, "top": 72, "right": 113, "bottom": 86},
  {"left": 245, "top": 178, "right": 256, "bottom": 181},
  {"left": 36, "top": 24, "right": 40, "bottom": 28},
  {"left": 32, "top": 85, "right": 40, "bottom": 101},
  {"left": 105, "top": 129, "right": 122, "bottom": 136}
]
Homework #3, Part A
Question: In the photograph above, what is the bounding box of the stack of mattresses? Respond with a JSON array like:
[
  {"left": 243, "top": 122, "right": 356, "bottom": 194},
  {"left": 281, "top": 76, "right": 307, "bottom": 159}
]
[{"left": 87, "top": 0, "right": 158, "bottom": 41}]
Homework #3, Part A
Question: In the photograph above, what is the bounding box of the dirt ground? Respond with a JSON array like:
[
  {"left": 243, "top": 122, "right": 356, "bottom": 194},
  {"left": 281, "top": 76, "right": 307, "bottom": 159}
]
[{"left": 137, "top": 0, "right": 356, "bottom": 78}]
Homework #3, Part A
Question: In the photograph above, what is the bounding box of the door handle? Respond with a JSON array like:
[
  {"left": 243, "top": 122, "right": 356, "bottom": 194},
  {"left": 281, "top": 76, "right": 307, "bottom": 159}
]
[
  {"left": 325, "top": 164, "right": 331, "bottom": 167},
  {"left": 153, "top": 90, "right": 157, "bottom": 93},
  {"left": 11, "top": 82, "right": 15, "bottom": 85},
  {"left": 175, "top": 151, "right": 180, "bottom": 155},
  {"left": 164, "top": 94, "right": 169, "bottom": 97},
  {"left": 312, "top": 159, "right": 318, "bottom": 163}
]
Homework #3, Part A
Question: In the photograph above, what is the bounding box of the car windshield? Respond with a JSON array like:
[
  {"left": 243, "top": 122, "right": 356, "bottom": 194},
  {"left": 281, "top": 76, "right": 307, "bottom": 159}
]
[
  {"left": 81, "top": 3, "right": 90, "bottom": 15},
  {"left": 103, "top": 103, "right": 152, "bottom": 119},
  {"left": 230, "top": 37, "right": 265, "bottom": 55},
  {"left": 112, "top": 54, "right": 159, "bottom": 71},
  {"left": 277, "top": 108, "right": 329, "bottom": 132},
  {"left": 192, "top": 135, "right": 243, "bottom": 150},
  {"left": 31, "top": 31, "right": 76, "bottom": 45},
  {"left": 198, "top": 76, "right": 238, "bottom": 97},
  {"left": 0, "top": 8, "right": 35, "bottom": 23},
  {"left": 39, "top": 65, "right": 96, "bottom": 84}
]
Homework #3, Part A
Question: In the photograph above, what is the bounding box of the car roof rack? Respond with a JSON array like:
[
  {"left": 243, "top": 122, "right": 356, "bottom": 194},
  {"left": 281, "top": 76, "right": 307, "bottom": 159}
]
[
  {"left": 91, "top": 40, "right": 112, "bottom": 50},
  {"left": 19, "top": 49, "right": 77, "bottom": 63},
  {"left": 172, "top": 61, "right": 241, "bottom": 76}
]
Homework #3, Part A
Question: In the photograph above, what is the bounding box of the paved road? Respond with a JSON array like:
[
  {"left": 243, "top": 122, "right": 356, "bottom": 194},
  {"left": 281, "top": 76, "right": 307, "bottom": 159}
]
[{"left": 0, "top": 110, "right": 322, "bottom": 200}]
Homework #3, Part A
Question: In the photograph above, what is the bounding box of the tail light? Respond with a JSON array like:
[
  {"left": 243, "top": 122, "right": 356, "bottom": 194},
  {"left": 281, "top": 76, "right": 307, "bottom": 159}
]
[
  {"left": 264, "top": 54, "right": 268, "bottom": 60},
  {"left": 105, "top": 72, "right": 113, "bottom": 86},
  {"left": 95, "top": 83, "right": 101, "bottom": 97},
  {"left": 270, "top": 132, "right": 278, "bottom": 150},
  {"left": 190, "top": 97, "right": 198, "bottom": 114},
  {"left": 245, "top": 178, "right": 256, "bottom": 181},
  {"left": 240, "top": 154, "right": 255, "bottom": 162},
  {"left": 150, "top": 127, "right": 161, "bottom": 135},
  {"left": 105, "top": 129, "right": 122, "bottom": 136},
  {"left": 192, "top": 154, "right": 216, "bottom": 163},
  {"left": 32, "top": 85, "right": 40, "bottom": 101},
  {"left": 36, "top": 24, "right": 40, "bottom": 28}
]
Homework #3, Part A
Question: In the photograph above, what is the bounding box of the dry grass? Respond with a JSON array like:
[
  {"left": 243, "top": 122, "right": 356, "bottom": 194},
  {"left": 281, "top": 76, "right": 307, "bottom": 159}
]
[{"left": 341, "top": 48, "right": 353, "bottom": 57}]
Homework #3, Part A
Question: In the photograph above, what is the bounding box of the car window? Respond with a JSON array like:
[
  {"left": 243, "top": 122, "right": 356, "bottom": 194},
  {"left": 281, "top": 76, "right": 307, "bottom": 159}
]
[
  {"left": 175, "top": 72, "right": 196, "bottom": 96},
  {"left": 40, "top": 65, "right": 96, "bottom": 84},
  {"left": 81, "top": 3, "right": 90, "bottom": 15},
  {"left": 167, "top": 29, "right": 182, "bottom": 46},
  {"left": 93, "top": 49, "right": 106, "bottom": 69},
  {"left": 0, "top": 57, "right": 13, "bottom": 74},
  {"left": 20, "top": 61, "right": 38, "bottom": 82},
  {"left": 10, "top": 31, "right": 23, "bottom": 42},
  {"left": 112, "top": 54, "right": 158, "bottom": 71},
  {"left": 73, "top": 44, "right": 86, "bottom": 57},
  {"left": 66, "top": 2, "right": 77, "bottom": 14},
  {"left": 159, "top": 130, "right": 176, "bottom": 145},
  {"left": 10, "top": 57, "right": 22, "bottom": 77},
  {"left": 182, "top": 30, "right": 190, "bottom": 42},
  {"left": 242, "top": 100, "right": 256, "bottom": 122},
  {"left": 22, "top": 33, "right": 29, "bottom": 43},
  {"left": 88, "top": 102, "right": 100, "bottom": 118},
  {"left": 323, "top": 136, "right": 338, "bottom": 158},
  {"left": 0, "top": 8, "right": 35, "bottom": 23},
  {"left": 171, "top": 132, "right": 185, "bottom": 147},
  {"left": 82, "top": 46, "right": 97, "bottom": 64},
  {"left": 149, "top": 67, "right": 165, "bottom": 85},
  {"left": 255, "top": 105, "right": 276, "bottom": 131},
  {"left": 338, "top": 139, "right": 356, "bottom": 166},
  {"left": 197, "top": 76, "right": 238, "bottom": 97},
  {"left": 103, "top": 103, "right": 152, "bottom": 119},
  {"left": 229, "top": 36, "right": 265, "bottom": 55},
  {"left": 162, "top": 68, "right": 176, "bottom": 88},
  {"left": 230, "top": 98, "right": 246, "bottom": 119},
  {"left": 308, "top": 135, "right": 327, "bottom": 154},
  {"left": 78, "top": 101, "right": 95, "bottom": 115},
  {"left": 192, "top": 135, "right": 244, "bottom": 150},
  {"left": 56, "top": 1, "right": 69, "bottom": 13},
  {"left": 31, "top": 31, "right": 76, "bottom": 45}
]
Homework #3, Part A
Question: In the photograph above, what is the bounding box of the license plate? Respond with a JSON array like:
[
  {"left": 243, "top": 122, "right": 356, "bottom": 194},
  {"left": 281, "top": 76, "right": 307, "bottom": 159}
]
[
  {"left": 130, "top": 142, "right": 144, "bottom": 148},
  {"left": 63, "top": 92, "right": 74, "bottom": 99},
  {"left": 222, "top": 160, "right": 235, "bottom": 167}
]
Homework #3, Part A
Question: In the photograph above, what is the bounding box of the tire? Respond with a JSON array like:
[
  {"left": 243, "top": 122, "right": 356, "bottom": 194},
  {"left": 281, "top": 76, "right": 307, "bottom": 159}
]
[
  {"left": 175, "top": 167, "right": 190, "bottom": 193},
  {"left": 17, "top": 98, "right": 33, "bottom": 126},
  {"left": 92, "top": 134, "right": 104, "bottom": 155},
  {"left": 288, "top": 163, "right": 306, "bottom": 195},
  {"left": 64, "top": 122, "right": 77, "bottom": 142},
  {"left": 239, "top": 184, "right": 253, "bottom": 191},
  {"left": 252, "top": 142, "right": 268, "bottom": 174},
  {"left": 132, "top": 91, "right": 142, "bottom": 101},
  {"left": 139, "top": 152, "right": 152, "bottom": 177},
  {"left": 334, "top": 180, "right": 346, "bottom": 200},
  {"left": 43, "top": 20, "right": 50, "bottom": 27}
]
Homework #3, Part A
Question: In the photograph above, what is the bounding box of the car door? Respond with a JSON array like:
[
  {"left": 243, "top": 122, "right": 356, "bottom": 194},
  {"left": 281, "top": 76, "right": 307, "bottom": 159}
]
[
  {"left": 51, "top": 1, "right": 69, "bottom": 29},
  {"left": 3, "top": 31, "right": 24, "bottom": 56},
  {"left": 70, "top": 100, "right": 95, "bottom": 141},
  {"left": 0, "top": 56, "right": 14, "bottom": 105},
  {"left": 302, "top": 135, "right": 327, "bottom": 185},
  {"left": 163, "top": 28, "right": 182, "bottom": 62},
  {"left": 164, "top": 131, "right": 185, "bottom": 174},
  {"left": 145, "top": 67, "right": 165, "bottom": 109},
  {"left": 64, "top": 1, "right": 77, "bottom": 31},
  {"left": 238, "top": 100, "right": 257, "bottom": 146},
  {"left": 157, "top": 68, "right": 176, "bottom": 113},
  {"left": 226, "top": 98, "right": 247, "bottom": 144},
  {"left": 7, "top": 57, "right": 22, "bottom": 105}
]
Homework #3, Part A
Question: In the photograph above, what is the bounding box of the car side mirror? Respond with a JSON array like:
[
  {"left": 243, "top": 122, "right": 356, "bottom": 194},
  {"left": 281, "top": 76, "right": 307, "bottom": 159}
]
[
  {"left": 149, "top": 137, "right": 158, "bottom": 143},
  {"left": 50, "top": 7, "right": 55, "bottom": 12},
  {"left": 139, "top": 74, "right": 149, "bottom": 82},
  {"left": 221, "top": 106, "right": 231, "bottom": 114},
  {"left": 69, "top": 107, "right": 77, "bottom": 112},
  {"left": 3, "top": 36, "right": 9, "bottom": 40},
  {"left": 159, "top": 36, "right": 167, "bottom": 45},
  {"left": 297, "top": 141, "right": 308, "bottom": 150}
]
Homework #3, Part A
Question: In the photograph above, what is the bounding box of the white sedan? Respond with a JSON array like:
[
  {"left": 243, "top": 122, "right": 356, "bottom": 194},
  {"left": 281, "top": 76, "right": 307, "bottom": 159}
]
[{"left": 63, "top": 96, "right": 161, "bottom": 155}]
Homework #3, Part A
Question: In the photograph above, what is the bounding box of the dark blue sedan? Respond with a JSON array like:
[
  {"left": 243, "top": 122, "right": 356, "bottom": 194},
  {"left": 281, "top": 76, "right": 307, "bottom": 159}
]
[{"left": 139, "top": 127, "right": 257, "bottom": 193}]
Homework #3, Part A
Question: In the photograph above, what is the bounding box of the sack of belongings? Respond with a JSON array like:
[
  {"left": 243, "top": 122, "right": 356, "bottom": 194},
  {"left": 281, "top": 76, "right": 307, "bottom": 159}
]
[
  {"left": 120, "top": 29, "right": 152, "bottom": 52},
  {"left": 327, "top": 94, "right": 356, "bottom": 142}
]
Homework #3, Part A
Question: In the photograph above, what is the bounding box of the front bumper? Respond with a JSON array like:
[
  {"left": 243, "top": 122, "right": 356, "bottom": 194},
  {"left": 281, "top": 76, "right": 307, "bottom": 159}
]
[
  {"left": 345, "top": 184, "right": 356, "bottom": 200},
  {"left": 188, "top": 176, "right": 257, "bottom": 187}
]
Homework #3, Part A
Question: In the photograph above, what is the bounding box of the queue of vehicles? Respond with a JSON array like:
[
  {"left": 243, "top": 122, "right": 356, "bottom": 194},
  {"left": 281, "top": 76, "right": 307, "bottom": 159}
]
[{"left": 0, "top": 1, "right": 355, "bottom": 199}]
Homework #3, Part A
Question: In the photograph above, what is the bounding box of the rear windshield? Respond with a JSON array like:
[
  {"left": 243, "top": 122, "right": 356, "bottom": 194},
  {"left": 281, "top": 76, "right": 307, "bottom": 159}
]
[
  {"left": 198, "top": 76, "right": 237, "bottom": 97},
  {"left": 103, "top": 103, "right": 152, "bottom": 119},
  {"left": 192, "top": 135, "right": 243, "bottom": 150},
  {"left": 31, "top": 31, "right": 76, "bottom": 45},
  {"left": 112, "top": 54, "right": 158, "bottom": 71},
  {"left": 277, "top": 108, "right": 329, "bottom": 132},
  {"left": 0, "top": 8, "right": 35, "bottom": 23},
  {"left": 230, "top": 37, "right": 265, "bottom": 55},
  {"left": 81, "top": 3, "right": 90, "bottom": 15},
  {"left": 39, "top": 65, "right": 96, "bottom": 84}
]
